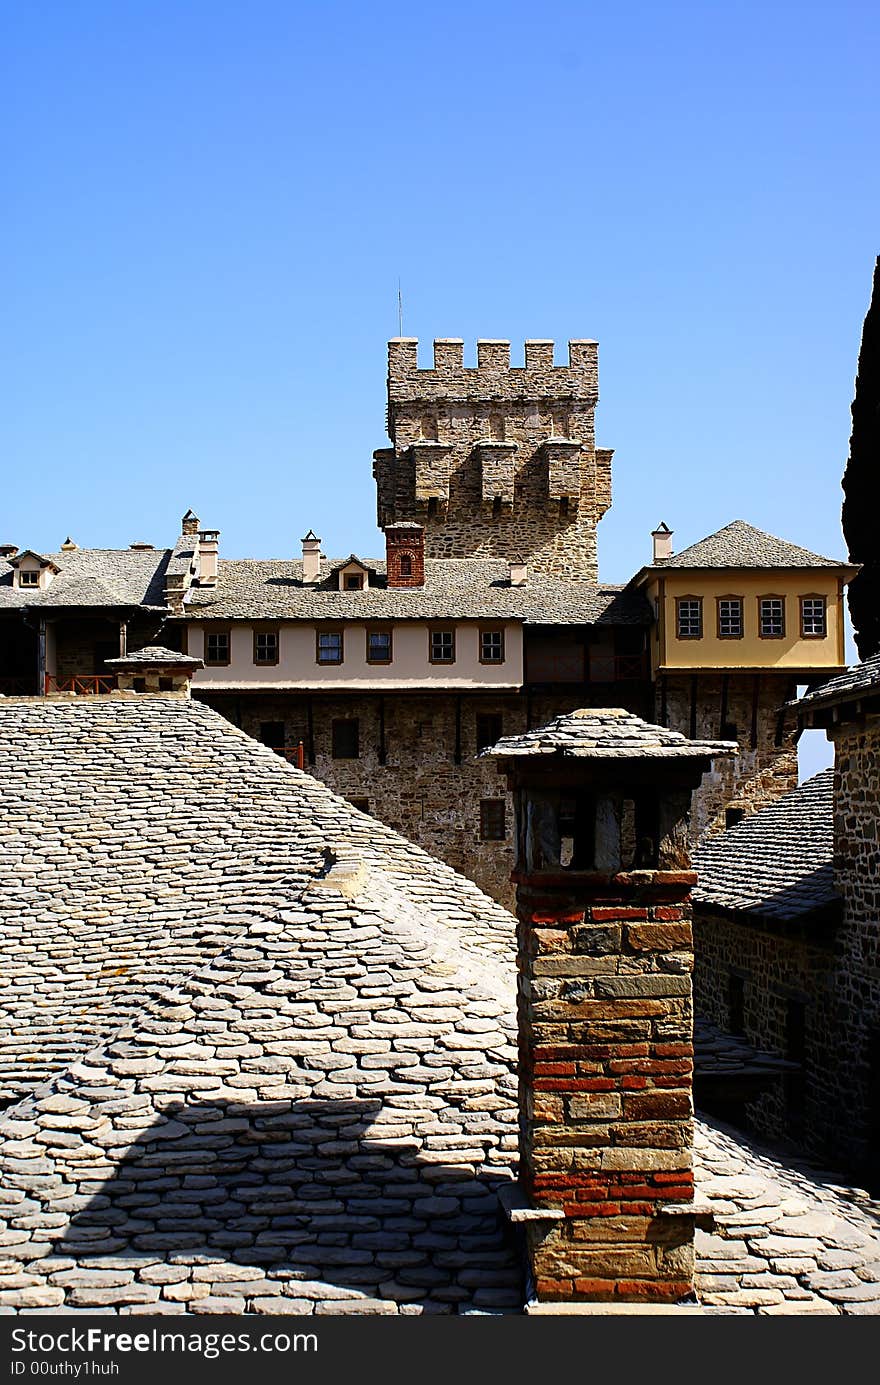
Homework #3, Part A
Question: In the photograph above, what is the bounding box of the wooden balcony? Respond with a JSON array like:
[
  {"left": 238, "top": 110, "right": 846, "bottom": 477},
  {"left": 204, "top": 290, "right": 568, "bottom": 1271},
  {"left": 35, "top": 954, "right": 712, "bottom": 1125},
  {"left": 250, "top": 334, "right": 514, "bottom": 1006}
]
[{"left": 45, "top": 674, "right": 118, "bottom": 696}]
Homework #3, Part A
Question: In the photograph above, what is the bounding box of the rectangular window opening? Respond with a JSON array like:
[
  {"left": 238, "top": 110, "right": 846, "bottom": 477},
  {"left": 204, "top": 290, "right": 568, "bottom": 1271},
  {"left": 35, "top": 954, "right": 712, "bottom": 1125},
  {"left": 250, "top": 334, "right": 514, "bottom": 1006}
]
[
  {"left": 205, "top": 630, "right": 230, "bottom": 665},
  {"left": 367, "top": 629, "right": 393, "bottom": 664},
  {"left": 479, "top": 798, "right": 506, "bottom": 840},
  {"left": 430, "top": 629, "right": 455, "bottom": 664},
  {"left": 317, "top": 630, "right": 344, "bottom": 664},
  {"left": 331, "top": 718, "right": 359, "bottom": 759},
  {"left": 676, "top": 598, "right": 702, "bottom": 639},
  {"left": 480, "top": 628, "right": 505, "bottom": 664}
]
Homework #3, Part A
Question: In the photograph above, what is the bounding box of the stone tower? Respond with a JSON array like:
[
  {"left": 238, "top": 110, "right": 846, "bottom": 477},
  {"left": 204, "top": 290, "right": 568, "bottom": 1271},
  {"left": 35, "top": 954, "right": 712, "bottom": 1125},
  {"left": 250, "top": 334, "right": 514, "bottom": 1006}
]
[{"left": 373, "top": 338, "right": 613, "bottom": 579}]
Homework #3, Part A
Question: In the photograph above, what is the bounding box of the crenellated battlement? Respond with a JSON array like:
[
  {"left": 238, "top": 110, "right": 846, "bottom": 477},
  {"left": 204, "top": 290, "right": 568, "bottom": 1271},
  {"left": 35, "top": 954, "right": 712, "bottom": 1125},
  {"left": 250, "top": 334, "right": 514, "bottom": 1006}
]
[
  {"left": 387, "top": 338, "right": 599, "bottom": 401},
  {"left": 375, "top": 332, "right": 611, "bottom": 579}
]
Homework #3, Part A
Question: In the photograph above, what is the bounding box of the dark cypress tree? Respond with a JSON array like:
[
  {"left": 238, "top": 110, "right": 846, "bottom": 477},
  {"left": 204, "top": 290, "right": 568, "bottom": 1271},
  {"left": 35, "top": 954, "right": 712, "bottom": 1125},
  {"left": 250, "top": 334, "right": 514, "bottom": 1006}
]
[{"left": 842, "top": 256, "right": 880, "bottom": 659}]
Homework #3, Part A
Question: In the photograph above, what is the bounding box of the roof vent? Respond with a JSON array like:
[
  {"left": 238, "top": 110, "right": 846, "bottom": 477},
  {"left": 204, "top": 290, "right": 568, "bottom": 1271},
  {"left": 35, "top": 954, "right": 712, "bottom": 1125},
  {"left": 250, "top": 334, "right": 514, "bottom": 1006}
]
[{"left": 652, "top": 522, "right": 673, "bottom": 562}]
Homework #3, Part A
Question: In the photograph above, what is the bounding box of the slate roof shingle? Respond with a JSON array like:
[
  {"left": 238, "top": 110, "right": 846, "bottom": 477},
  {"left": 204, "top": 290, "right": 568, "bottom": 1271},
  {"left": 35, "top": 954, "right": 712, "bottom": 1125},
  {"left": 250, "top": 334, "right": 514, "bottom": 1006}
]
[
  {"left": 0, "top": 548, "right": 172, "bottom": 610},
  {"left": 692, "top": 769, "right": 839, "bottom": 923},
  {"left": 797, "top": 653, "right": 880, "bottom": 712},
  {"left": 482, "top": 706, "right": 738, "bottom": 760},
  {"left": 182, "top": 558, "right": 652, "bottom": 626},
  {"left": 650, "top": 520, "right": 848, "bottom": 570},
  {"left": 104, "top": 644, "right": 203, "bottom": 668}
]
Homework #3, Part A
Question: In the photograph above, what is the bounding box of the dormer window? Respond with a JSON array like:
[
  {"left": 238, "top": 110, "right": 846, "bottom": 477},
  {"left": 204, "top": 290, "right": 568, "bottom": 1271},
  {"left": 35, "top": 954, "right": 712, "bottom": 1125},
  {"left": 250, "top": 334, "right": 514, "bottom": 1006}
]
[
  {"left": 336, "top": 558, "right": 372, "bottom": 591},
  {"left": 10, "top": 550, "right": 58, "bottom": 590}
]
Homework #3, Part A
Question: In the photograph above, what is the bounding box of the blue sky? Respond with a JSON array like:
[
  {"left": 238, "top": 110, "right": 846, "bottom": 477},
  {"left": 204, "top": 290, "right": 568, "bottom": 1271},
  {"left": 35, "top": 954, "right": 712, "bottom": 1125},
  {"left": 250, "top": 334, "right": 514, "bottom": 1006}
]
[{"left": 3, "top": 1, "right": 877, "bottom": 770}]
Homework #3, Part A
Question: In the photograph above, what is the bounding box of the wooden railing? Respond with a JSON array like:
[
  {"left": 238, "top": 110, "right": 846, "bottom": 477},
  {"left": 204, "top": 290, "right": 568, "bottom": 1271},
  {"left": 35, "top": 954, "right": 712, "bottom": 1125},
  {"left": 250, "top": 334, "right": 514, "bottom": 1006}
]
[
  {"left": 45, "top": 674, "right": 118, "bottom": 696},
  {"left": 272, "top": 743, "right": 306, "bottom": 769}
]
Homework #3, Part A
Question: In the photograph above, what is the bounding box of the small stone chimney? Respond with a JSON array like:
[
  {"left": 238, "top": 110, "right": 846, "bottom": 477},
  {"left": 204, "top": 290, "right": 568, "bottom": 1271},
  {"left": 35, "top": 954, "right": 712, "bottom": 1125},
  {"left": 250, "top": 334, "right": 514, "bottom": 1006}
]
[
  {"left": 104, "top": 645, "right": 204, "bottom": 697},
  {"left": 197, "top": 530, "right": 220, "bottom": 584},
  {"left": 385, "top": 522, "right": 425, "bottom": 588},
  {"left": 652, "top": 522, "right": 673, "bottom": 562},
  {"left": 509, "top": 558, "right": 528, "bottom": 588},
  {"left": 60, "top": 537, "right": 78, "bottom": 552},
  {"left": 301, "top": 531, "right": 322, "bottom": 584},
  {"left": 485, "top": 708, "right": 737, "bottom": 1310},
  {"left": 181, "top": 509, "right": 200, "bottom": 537}
]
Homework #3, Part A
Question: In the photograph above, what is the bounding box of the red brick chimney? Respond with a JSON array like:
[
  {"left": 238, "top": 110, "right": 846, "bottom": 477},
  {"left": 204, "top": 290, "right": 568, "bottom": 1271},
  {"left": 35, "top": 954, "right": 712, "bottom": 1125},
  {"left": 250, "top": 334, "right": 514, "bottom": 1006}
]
[{"left": 385, "top": 522, "right": 425, "bottom": 588}]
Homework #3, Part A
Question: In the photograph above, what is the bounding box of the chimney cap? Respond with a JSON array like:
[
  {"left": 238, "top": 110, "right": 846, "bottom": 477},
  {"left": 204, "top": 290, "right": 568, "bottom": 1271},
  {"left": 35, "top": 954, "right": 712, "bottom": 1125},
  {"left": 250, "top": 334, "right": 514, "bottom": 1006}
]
[
  {"left": 301, "top": 530, "right": 322, "bottom": 544},
  {"left": 651, "top": 521, "right": 672, "bottom": 536},
  {"left": 129, "top": 541, "right": 154, "bottom": 550},
  {"left": 60, "top": 537, "right": 78, "bottom": 552},
  {"left": 385, "top": 521, "right": 424, "bottom": 533}
]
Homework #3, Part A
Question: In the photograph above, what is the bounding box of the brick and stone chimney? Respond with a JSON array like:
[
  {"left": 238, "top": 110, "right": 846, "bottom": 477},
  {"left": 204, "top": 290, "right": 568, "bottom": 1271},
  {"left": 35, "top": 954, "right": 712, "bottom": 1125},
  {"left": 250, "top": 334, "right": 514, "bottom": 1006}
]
[
  {"left": 509, "top": 558, "right": 528, "bottom": 588},
  {"left": 652, "top": 523, "right": 673, "bottom": 562},
  {"left": 181, "top": 509, "right": 200, "bottom": 537},
  {"left": 484, "top": 708, "right": 736, "bottom": 1310},
  {"left": 385, "top": 522, "right": 425, "bottom": 588},
  {"left": 301, "top": 531, "right": 322, "bottom": 584}
]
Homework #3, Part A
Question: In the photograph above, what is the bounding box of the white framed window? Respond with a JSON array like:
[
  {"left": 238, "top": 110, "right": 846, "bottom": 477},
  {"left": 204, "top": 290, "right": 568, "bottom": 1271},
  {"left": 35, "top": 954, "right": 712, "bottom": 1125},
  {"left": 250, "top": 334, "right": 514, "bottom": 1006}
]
[
  {"left": 717, "top": 597, "right": 743, "bottom": 639},
  {"left": 676, "top": 597, "right": 702, "bottom": 639},
  {"left": 800, "top": 596, "right": 826, "bottom": 638},
  {"left": 759, "top": 597, "right": 785, "bottom": 639}
]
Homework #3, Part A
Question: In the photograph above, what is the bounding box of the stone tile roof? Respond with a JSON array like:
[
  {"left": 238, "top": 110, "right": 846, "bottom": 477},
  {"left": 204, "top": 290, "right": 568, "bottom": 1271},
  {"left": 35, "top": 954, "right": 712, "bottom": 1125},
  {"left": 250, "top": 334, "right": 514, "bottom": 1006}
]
[
  {"left": 482, "top": 707, "right": 738, "bottom": 760},
  {"left": 797, "top": 653, "right": 880, "bottom": 712},
  {"left": 692, "top": 770, "right": 838, "bottom": 923},
  {"left": 0, "top": 697, "right": 515, "bottom": 1104},
  {"left": 694, "top": 1120, "right": 880, "bottom": 1314},
  {"left": 181, "top": 558, "right": 652, "bottom": 627},
  {"left": 104, "top": 645, "right": 203, "bottom": 668},
  {"left": 0, "top": 699, "right": 876, "bottom": 1314},
  {"left": 0, "top": 548, "right": 171, "bottom": 610},
  {"left": 651, "top": 520, "right": 847, "bottom": 570}
]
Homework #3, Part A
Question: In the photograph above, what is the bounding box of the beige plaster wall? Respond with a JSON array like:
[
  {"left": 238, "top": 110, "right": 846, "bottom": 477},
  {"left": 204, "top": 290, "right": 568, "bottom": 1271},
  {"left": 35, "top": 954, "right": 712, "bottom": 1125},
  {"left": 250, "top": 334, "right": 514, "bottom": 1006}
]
[{"left": 186, "top": 621, "right": 523, "bottom": 690}]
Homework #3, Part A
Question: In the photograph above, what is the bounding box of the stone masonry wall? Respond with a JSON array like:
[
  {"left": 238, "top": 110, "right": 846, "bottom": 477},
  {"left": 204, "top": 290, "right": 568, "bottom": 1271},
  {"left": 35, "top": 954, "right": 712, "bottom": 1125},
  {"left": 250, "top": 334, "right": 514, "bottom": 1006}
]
[
  {"left": 659, "top": 673, "right": 799, "bottom": 843},
  {"left": 828, "top": 713, "right": 880, "bottom": 1175},
  {"left": 692, "top": 909, "right": 836, "bottom": 1149},
  {"left": 517, "top": 871, "right": 696, "bottom": 1302},
  {"left": 374, "top": 339, "right": 612, "bottom": 580}
]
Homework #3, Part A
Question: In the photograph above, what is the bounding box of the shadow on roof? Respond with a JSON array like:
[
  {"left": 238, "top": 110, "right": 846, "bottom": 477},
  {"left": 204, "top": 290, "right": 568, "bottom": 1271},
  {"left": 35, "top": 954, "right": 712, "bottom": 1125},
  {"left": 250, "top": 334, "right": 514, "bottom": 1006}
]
[{"left": 51, "top": 1097, "right": 522, "bottom": 1311}]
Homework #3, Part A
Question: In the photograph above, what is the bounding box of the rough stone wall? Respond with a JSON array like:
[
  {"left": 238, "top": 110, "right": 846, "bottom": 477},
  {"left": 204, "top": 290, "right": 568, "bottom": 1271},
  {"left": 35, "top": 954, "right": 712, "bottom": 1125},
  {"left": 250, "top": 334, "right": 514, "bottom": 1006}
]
[
  {"left": 517, "top": 870, "right": 696, "bottom": 1303},
  {"left": 658, "top": 673, "right": 799, "bottom": 842},
  {"left": 374, "top": 339, "right": 612, "bottom": 579},
  {"left": 692, "top": 909, "right": 836, "bottom": 1149},
  {"left": 828, "top": 713, "right": 880, "bottom": 1175},
  {"left": 198, "top": 686, "right": 652, "bottom": 912}
]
